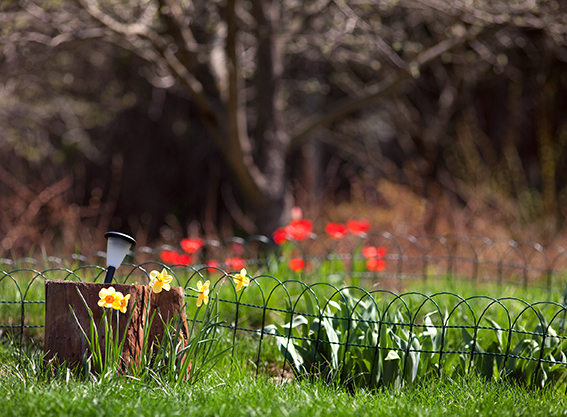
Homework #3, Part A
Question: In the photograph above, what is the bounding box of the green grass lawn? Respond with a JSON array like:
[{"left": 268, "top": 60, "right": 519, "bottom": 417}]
[
  {"left": 2, "top": 260, "right": 567, "bottom": 416},
  {"left": 1, "top": 355, "right": 566, "bottom": 417}
]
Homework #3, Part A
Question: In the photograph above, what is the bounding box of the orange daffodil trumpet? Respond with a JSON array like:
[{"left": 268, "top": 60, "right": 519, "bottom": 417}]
[
  {"left": 196, "top": 280, "right": 210, "bottom": 307},
  {"left": 232, "top": 268, "right": 250, "bottom": 291},
  {"left": 149, "top": 268, "right": 173, "bottom": 293},
  {"left": 98, "top": 286, "right": 130, "bottom": 314},
  {"left": 115, "top": 293, "right": 131, "bottom": 314}
]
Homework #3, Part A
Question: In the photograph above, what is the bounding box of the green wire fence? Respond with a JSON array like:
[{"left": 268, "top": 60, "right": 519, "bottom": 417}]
[{"left": 2, "top": 232, "right": 567, "bottom": 390}]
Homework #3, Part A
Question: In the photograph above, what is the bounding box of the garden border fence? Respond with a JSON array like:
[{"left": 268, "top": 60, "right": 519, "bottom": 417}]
[{"left": 2, "top": 232, "right": 567, "bottom": 390}]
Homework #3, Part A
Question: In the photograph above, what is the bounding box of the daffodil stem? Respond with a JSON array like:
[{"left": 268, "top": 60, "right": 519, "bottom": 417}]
[{"left": 104, "top": 266, "right": 116, "bottom": 284}]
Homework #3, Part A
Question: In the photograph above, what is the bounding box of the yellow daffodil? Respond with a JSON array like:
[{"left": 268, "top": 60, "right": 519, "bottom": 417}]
[
  {"left": 196, "top": 280, "right": 210, "bottom": 307},
  {"left": 98, "top": 286, "right": 119, "bottom": 308},
  {"left": 233, "top": 268, "right": 250, "bottom": 291},
  {"left": 114, "top": 293, "right": 131, "bottom": 314},
  {"left": 98, "top": 287, "right": 130, "bottom": 314},
  {"left": 149, "top": 268, "right": 173, "bottom": 293}
]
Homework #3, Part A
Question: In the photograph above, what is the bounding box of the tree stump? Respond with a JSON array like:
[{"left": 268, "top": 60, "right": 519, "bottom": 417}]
[{"left": 44, "top": 280, "right": 187, "bottom": 364}]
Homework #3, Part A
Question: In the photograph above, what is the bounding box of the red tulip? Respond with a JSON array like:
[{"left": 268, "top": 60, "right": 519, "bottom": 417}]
[
  {"left": 160, "top": 250, "right": 179, "bottom": 264},
  {"left": 273, "top": 227, "right": 289, "bottom": 244},
  {"left": 366, "top": 258, "right": 385, "bottom": 272},
  {"left": 362, "top": 245, "right": 387, "bottom": 271},
  {"left": 206, "top": 259, "right": 220, "bottom": 268},
  {"left": 180, "top": 238, "right": 204, "bottom": 254},
  {"left": 362, "top": 246, "right": 377, "bottom": 259},
  {"left": 289, "top": 258, "right": 305, "bottom": 272},
  {"left": 362, "top": 245, "right": 386, "bottom": 258},
  {"left": 175, "top": 254, "right": 192, "bottom": 265},
  {"left": 325, "top": 222, "right": 347, "bottom": 240},
  {"left": 226, "top": 257, "right": 246, "bottom": 271},
  {"left": 347, "top": 219, "right": 371, "bottom": 236},
  {"left": 285, "top": 219, "right": 312, "bottom": 241},
  {"left": 160, "top": 250, "right": 192, "bottom": 265}
]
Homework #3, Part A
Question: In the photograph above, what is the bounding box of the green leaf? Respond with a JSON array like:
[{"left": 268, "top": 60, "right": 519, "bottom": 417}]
[
  {"left": 320, "top": 316, "right": 341, "bottom": 368},
  {"left": 485, "top": 318, "right": 504, "bottom": 347},
  {"left": 383, "top": 350, "right": 401, "bottom": 387},
  {"left": 283, "top": 315, "right": 309, "bottom": 335},
  {"left": 385, "top": 350, "right": 400, "bottom": 361},
  {"left": 264, "top": 324, "right": 305, "bottom": 374}
]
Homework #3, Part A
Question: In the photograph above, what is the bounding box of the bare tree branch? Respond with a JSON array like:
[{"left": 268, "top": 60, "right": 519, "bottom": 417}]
[
  {"left": 288, "top": 22, "right": 486, "bottom": 151},
  {"left": 333, "top": 0, "right": 410, "bottom": 71}
]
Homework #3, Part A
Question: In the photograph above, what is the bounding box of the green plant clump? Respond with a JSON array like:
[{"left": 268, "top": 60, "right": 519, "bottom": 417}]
[{"left": 264, "top": 289, "right": 567, "bottom": 391}]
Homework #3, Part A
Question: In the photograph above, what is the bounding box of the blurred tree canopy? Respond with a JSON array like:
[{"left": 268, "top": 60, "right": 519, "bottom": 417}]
[{"left": 1, "top": 0, "right": 567, "bottom": 254}]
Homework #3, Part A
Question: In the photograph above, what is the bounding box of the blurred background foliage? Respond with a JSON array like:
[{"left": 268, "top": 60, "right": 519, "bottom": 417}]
[{"left": 1, "top": 0, "right": 567, "bottom": 256}]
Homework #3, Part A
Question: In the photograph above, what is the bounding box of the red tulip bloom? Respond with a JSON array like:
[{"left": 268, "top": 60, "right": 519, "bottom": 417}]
[
  {"left": 273, "top": 227, "right": 289, "bottom": 245},
  {"left": 272, "top": 219, "right": 313, "bottom": 244},
  {"left": 180, "top": 238, "right": 204, "bottom": 254},
  {"left": 325, "top": 222, "right": 347, "bottom": 240},
  {"left": 160, "top": 250, "right": 179, "bottom": 264},
  {"left": 286, "top": 219, "right": 312, "bottom": 241},
  {"left": 347, "top": 219, "right": 371, "bottom": 236},
  {"left": 225, "top": 257, "right": 246, "bottom": 271},
  {"left": 175, "top": 254, "right": 192, "bottom": 265},
  {"left": 362, "top": 246, "right": 386, "bottom": 259},
  {"left": 362, "top": 246, "right": 376, "bottom": 259},
  {"left": 366, "top": 258, "right": 385, "bottom": 272},
  {"left": 362, "top": 245, "right": 386, "bottom": 271},
  {"left": 160, "top": 250, "right": 192, "bottom": 265},
  {"left": 289, "top": 258, "right": 305, "bottom": 272},
  {"left": 206, "top": 259, "right": 220, "bottom": 268}
]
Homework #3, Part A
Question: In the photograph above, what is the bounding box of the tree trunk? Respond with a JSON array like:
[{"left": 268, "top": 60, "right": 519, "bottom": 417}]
[{"left": 44, "top": 280, "right": 187, "bottom": 365}]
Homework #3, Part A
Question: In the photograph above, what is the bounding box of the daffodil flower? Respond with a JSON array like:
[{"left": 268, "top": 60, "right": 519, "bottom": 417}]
[
  {"left": 232, "top": 268, "right": 250, "bottom": 291},
  {"left": 196, "top": 280, "right": 210, "bottom": 307},
  {"left": 98, "top": 286, "right": 119, "bottom": 308},
  {"left": 114, "top": 293, "right": 131, "bottom": 314},
  {"left": 149, "top": 268, "right": 173, "bottom": 293}
]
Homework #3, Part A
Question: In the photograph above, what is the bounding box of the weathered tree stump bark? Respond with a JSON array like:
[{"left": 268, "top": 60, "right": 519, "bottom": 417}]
[{"left": 44, "top": 280, "right": 187, "bottom": 364}]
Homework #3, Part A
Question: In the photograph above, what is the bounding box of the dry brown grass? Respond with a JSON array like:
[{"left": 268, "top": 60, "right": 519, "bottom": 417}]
[
  {"left": 318, "top": 179, "right": 567, "bottom": 247},
  {"left": 2, "top": 172, "right": 566, "bottom": 260}
]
